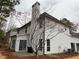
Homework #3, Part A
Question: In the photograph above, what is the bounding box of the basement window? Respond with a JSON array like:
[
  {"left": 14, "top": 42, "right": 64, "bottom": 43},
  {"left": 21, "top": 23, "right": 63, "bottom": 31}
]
[{"left": 47, "top": 39, "right": 50, "bottom": 51}]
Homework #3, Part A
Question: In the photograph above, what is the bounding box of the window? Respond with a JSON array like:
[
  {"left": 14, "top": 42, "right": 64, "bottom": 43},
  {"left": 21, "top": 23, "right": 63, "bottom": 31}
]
[
  {"left": 19, "top": 40, "right": 27, "bottom": 50},
  {"left": 11, "top": 39, "right": 16, "bottom": 49},
  {"left": 25, "top": 27, "right": 27, "bottom": 33},
  {"left": 76, "top": 43, "right": 79, "bottom": 52},
  {"left": 71, "top": 43, "right": 75, "bottom": 52},
  {"left": 11, "top": 35, "right": 16, "bottom": 49},
  {"left": 47, "top": 39, "right": 50, "bottom": 51},
  {"left": 39, "top": 39, "right": 43, "bottom": 50}
]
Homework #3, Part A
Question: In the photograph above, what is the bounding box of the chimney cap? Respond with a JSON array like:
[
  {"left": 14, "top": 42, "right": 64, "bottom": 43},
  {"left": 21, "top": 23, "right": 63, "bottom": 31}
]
[{"left": 32, "top": 1, "right": 40, "bottom": 7}]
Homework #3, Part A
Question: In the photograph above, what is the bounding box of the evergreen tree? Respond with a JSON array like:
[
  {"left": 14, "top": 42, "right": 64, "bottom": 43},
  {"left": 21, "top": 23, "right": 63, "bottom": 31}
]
[{"left": 0, "top": 0, "right": 20, "bottom": 46}]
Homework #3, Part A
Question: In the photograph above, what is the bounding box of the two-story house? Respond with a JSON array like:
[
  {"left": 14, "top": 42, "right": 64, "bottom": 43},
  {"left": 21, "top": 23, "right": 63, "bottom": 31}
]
[{"left": 8, "top": 2, "right": 79, "bottom": 54}]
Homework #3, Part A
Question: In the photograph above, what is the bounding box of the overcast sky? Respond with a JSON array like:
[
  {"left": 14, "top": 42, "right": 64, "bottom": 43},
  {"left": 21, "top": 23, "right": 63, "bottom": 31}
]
[
  {"left": 14, "top": 0, "right": 79, "bottom": 24},
  {"left": 7, "top": 0, "right": 79, "bottom": 30}
]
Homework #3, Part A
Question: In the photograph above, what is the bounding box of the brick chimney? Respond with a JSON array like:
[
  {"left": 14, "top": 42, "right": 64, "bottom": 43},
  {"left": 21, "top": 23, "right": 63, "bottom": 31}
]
[
  {"left": 32, "top": 2, "right": 40, "bottom": 21},
  {"left": 28, "top": 2, "right": 40, "bottom": 52},
  {"left": 27, "top": 2, "right": 41, "bottom": 53}
]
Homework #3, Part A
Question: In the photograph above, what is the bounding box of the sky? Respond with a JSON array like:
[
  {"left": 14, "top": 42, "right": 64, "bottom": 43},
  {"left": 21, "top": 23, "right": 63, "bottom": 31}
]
[
  {"left": 14, "top": 0, "right": 79, "bottom": 24},
  {"left": 7, "top": 0, "right": 79, "bottom": 31}
]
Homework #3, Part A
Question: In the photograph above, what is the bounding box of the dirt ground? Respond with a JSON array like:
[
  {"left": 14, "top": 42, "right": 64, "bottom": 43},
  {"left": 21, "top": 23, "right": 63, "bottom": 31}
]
[
  {"left": 65, "top": 56, "right": 79, "bottom": 59},
  {"left": 0, "top": 48, "right": 79, "bottom": 59},
  {"left": 0, "top": 52, "right": 8, "bottom": 59},
  {"left": 0, "top": 51, "right": 50, "bottom": 59}
]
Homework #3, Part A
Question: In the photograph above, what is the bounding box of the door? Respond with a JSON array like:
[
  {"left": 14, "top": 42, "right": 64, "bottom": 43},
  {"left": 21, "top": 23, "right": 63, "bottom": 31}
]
[
  {"left": 19, "top": 40, "right": 27, "bottom": 51},
  {"left": 71, "top": 43, "right": 75, "bottom": 52}
]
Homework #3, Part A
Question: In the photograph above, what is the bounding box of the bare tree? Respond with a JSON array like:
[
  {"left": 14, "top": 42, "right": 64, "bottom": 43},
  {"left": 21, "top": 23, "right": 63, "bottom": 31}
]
[
  {"left": 29, "top": 18, "right": 66, "bottom": 56},
  {"left": 7, "top": 12, "right": 17, "bottom": 31},
  {"left": 7, "top": 11, "right": 31, "bottom": 31},
  {"left": 41, "top": 0, "right": 59, "bottom": 14}
]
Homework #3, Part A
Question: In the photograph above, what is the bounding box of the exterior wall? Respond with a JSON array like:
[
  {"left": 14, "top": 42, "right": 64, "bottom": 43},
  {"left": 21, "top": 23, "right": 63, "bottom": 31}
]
[
  {"left": 15, "top": 35, "right": 29, "bottom": 52},
  {"left": 6, "top": 31, "right": 11, "bottom": 47},
  {"left": 15, "top": 26, "right": 30, "bottom": 52},
  {"left": 27, "top": 24, "right": 31, "bottom": 34},
  {"left": 9, "top": 37, "right": 11, "bottom": 48},
  {"left": 9, "top": 24, "right": 30, "bottom": 52},
  {"left": 10, "top": 30, "right": 17, "bottom": 36},
  {"left": 44, "top": 17, "right": 79, "bottom": 54},
  {"left": 30, "top": 19, "right": 44, "bottom": 52},
  {"left": 18, "top": 28, "right": 26, "bottom": 35},
  {"left": 9, "top": 30, "right": 17, "bottom": 49}
]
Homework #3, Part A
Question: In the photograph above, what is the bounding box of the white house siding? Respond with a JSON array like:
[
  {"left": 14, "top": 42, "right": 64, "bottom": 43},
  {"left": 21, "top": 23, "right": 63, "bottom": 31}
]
[
  {"left": 9, "top": 30, "right": 17, "bottom": 49},
  {"left": 26, "top": 24, "right": 31, "bottom": 47},
  {"left": 10, "top": 30, "right": 17, "bottom": 36},
  {"left": 15, "top": 35, "right": 29, "bottom": 52},
  {"left": 27, "top": 24, "right": 31, "bottom": 34},
  {"left": 45, "top": 30, "right": 79, "bottom": 54},
  {"left": 44, "top": 17, "right": 79, "bottom": 54},
  {"left": 15, "top": 25, "right": 30, "bottom": 52},
  {"left": 9, "top": 24, "right": 30, "bottom": 52},
  {"left": 18, "top": 27, "right": 26, "bottom": 35}
]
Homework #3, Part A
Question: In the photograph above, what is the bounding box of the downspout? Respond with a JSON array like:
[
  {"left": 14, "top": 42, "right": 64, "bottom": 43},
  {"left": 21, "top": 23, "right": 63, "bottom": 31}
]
[{"left": 43, "top": 15, "right": 45, "bottom": 55}]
